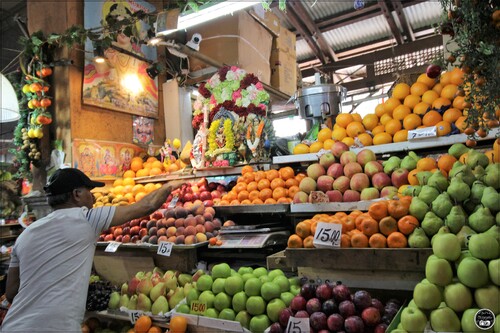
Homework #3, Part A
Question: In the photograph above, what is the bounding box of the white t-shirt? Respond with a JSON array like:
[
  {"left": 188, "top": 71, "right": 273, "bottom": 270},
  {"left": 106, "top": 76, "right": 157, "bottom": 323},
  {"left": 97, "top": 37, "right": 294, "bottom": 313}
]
[{"left": 1, "top": 206, "right": 115, "bottom": 332}]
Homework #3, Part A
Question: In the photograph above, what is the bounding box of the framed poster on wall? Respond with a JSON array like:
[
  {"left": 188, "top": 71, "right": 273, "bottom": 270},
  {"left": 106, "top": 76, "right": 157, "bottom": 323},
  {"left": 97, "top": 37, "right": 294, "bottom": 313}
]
[{"left": 82, "top": 0, "right": 159, "bottom": 118}]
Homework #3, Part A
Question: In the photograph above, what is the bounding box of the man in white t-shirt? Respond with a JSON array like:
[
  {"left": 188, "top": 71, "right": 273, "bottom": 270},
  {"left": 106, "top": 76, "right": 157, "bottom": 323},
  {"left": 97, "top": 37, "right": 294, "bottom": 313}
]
[{"left": 1, "top": 168, "right": 182, "bottom": 332}]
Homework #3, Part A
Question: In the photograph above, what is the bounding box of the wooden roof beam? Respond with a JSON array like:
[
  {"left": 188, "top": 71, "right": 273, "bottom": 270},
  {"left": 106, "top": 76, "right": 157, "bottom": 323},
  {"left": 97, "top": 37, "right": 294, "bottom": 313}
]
[
  {"left": 392, "top": 0, "right": 416, "bottom": 42},
  {"left": 378, "top": 0, "right": 405, "bottom": 45}
]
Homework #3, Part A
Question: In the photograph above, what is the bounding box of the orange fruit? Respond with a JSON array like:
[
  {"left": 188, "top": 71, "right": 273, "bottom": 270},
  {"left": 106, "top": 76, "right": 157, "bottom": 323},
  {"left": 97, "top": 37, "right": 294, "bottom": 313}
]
[
  {"left": 410, "top": 82, "right": 429, "bottom": 96},
  {"left": 270, "top": 178, "right": 285, "bottom": 190},
  {"left": 437, "top": 154, "right": 457, "bottom": 173},
  {"left": 293, "top": 143, "right": 310, "bottom": 155},
  {"left": 122, "top": 177, "right": 135, "bottom": 186},
  {"left": 372, "top": 132, "right": 392, "bottom": 145},
  {"left": 422, "top": 110, "right": 443, "bottom": 127},
  {"left": 352, "top": 113, "right": 362, "bottom": 122},
  {"left": 403, "top": 113, "right": 422, "bottom": 130},
  {"left": 122, "top": 170, "right": 136, "bottom": 179},
  {"left": 383, "top": 97, "right": 402, "bottom": 114},
  {"left": 432, "top": 82, "right": 444, "bottom": 95},
  {"left": 439, "top": 71, "right": 452, "bottom": 86},
  {"left": 266, "top": 169, "right": 280, "bottom": 182},
  {"left": 455, "top": 116, "right": 467, "bottom": 132},
  {"left": 375, "top": 103, "right": 388, "bottom": 117},
  {"left": 113, "top": 178, "right": 124, "bottom": 187},
  {"left": 387, "top": 231, "right": 408, "bottom": 248},
  {"left": 168, "top": 164, "right": 179, "bottom": 172},
  {"left": 385, "top": 119, "right": 402, "bottom": 135},
  {"left": 323, "top": 139, "right": 335, "bottom": 150},
  {"left": 416, "top": 73, "right": 437, "bottom": 88},
  {"left": 131, "top": 159, "right": 143, "bottom": 172},
  {"left": 452, "top": 96, "right": 467, "bottom": 110},
  {"left": 332, "top": 127, "right": 347, "bottom": 141},
  {"left": 149, "top": 167, "right": 162, "bottom": 176},
  {"left": 403, "top": 94, "right": 421, "bottom": 110},
  {"left": 443, "top": 108, "right": 462, "bottom": 123},
  {"left": 135, "top": 316, "right": 152, "bottom": 333},
  {"left": 144, "top": 183, "right": 157, "bottom": 193},
  {"left": 408, "top": 169, "right": 419, "bottom": 185},
  {"left": 371, "top": 125, "right": 385, "bottom": 135},
  {"left": 380, "top": 113, "right": 393, "bottom": 126},
  {"left": 417, "top": 157, "right": 437, "bottom": 171},
  {"left": 135, "top": 168, "right": 150, "bottom": 178},
  {"left": 449, "top": 67, "right": 465, "bottom": 85},
  {"left": 413, "top": 102, "right": 431, "bottom": 116},
  {"left": 264, "top": 198, "right": 277, "bottom": 204},
  {"left": 421, "top": 90, "right": 440, "bottom": 105},
  {"left": 346, "top": 121, "right": 365, "bottom": 138},
  {"left": 146, "top": 156, "right": 158, "bottom": 163},
  {"left": 393, "top": 129, "right": 409, "bottom": 143},
  {"left": 132, "top": 184, "right": 145, "bottom": 196},
  {"left": 317, "top": 128, "right": 333, "bottom": 142},
  {"left": 279, "top": 166, "right": 295, "bottom": 180},
  {"left": 342, "top": 137, "right": 355, "bottom": 147},
  {"left": 357, "top": 133, "right": 373, "bottom": 146},
  {"left": 369, "top": 233, "right": 387, "bottom": 248},
  {"left": 288, "top": 185, "right": 300, "bottom": 198},
  {"left": 392, "top": 83, "right": 411, "bottom": 100},
  {"left": 393, "top": 105, "right": 411, "bottom": 121},
  {"left": 435, "top": 121, "right": 452, "bottom": 136},
  {"left": 273, "top": 187, "right": 288, "bottom": 200},
  {"left": 362, "top": 114, "right": 379, "bottom": 131},
  {"left": 309, "top": 141, "right": 324, "bottom": 153},
  {"left": 151, "top": 160, "right": 164, "bottom": 170},
  {"left": 254, "top": 170, "right": 266, "bottom": 182},
  {"left": 288, "top": 234, "right": 303, "bottom": 248},
  {"left": 259, "top": 188, "right": 273, "bottom": 201},
  {"left": 237, "top": 190, "right": 250, "bottom": 202},
  {"left": 170, "top": 316, "right": 188, "bottom": 333},
  {"left": 248, "top": 190, "right": 260, "bottom": 201},
  {"left": 241, "top": 165, "right": 254, "bottom": 175},
  {"left": 440, "top": 84, "right": 458, "bottom": 100},
  {"left": 336, "top": 113, "right": 354, "bottom": 128},
  {"left": 397, "top": 216, "right": 419, "bottom": 235},
  {"left": 148, "top": 326, "right": 163, "bottom": 333}
]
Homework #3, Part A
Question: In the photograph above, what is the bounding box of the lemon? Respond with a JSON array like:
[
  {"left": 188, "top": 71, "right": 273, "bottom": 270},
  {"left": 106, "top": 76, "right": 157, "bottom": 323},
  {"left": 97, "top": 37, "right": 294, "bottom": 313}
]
[
  {"left": 173, "top": 138, "right": 181, "bottom": 149},
  {"left": 293, "top": 143, "right": 310, "bottom": 155}
]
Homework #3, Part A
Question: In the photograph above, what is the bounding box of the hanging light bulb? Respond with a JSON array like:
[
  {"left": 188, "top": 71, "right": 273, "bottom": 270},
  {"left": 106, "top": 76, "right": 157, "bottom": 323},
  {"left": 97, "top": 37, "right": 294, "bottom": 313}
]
[{"left": 93, "top": 44, "right": 106, "bottom": 64}]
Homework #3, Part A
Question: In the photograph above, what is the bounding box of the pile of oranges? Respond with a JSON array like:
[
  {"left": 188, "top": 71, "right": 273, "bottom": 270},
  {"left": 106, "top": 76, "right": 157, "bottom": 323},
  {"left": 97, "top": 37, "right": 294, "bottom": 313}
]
[
  {"left": 107, "top": 177, "right": 162, "bottom": 204},
  {"left": 287, "top": 197, "right": 420, "bottom": 249},
  {"left": 218, "top": 165, "right": 305, "bottom": 205},
  {"left": 127, "top": 314, "right": 188, "bottom": 333},
  {"left": 125, "top": 156, "right": 186, "bottom": 179}
]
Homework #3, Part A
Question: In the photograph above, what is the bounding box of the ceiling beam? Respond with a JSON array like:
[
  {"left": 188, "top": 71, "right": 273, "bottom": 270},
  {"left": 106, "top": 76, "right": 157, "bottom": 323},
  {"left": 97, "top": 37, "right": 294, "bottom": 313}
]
[
  {"left": 316, "top": 3, "right": 382, "bottom": 31},
  {"left": 0, "top": 1, "right": 26, "bottom": 34},
  {"left": 392, "top": 0, "right": 415, "bottom": 42},
  {"left": 378, "top": 0, "right": 404, "bottom": 44}
]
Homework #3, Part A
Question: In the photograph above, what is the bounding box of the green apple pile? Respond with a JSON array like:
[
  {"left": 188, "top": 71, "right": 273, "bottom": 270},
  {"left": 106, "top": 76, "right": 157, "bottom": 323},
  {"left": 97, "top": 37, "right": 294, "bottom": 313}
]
[
  {"left": 395, "top": 230, "right": 499, "bottom": 333},
  {"left": 107, "top": 267, "right": 204, "bottom": 316},
  {"left": 176, "top": 263, "right": 300, "bottom": 333},
  {"left": 405, "top": 145, "right": 499, "bottom": 249}
]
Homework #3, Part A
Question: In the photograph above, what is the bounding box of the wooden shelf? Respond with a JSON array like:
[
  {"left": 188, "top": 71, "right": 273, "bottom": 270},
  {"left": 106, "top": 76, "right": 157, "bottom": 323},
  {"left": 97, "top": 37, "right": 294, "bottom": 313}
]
[
  {"left": 290, "top": 201, "right": 377, "bottom": 213},
  {"left": 0, "top": 223, "right": 20, "bottom": 228},
  {"left": 94, "top": 310, "right": 169, "bottom": 328},
  {"left": 214, "top": 204, "right": 289, "bottom": 215},
  {"left": 0, "top": 235, "right": 18, "bottom": 241}
]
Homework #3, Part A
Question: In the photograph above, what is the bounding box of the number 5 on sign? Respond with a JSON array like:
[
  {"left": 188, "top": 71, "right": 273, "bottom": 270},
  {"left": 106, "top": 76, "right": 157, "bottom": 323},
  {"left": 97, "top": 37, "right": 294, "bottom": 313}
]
[
  {"left": 313, "top": 222, "right": 342, "bottom": 248},
  {"left": 157, "top": 241, "right": 173, "bottom": 256},
  {"left": 129, "top": 310, "right": 143, "bottom": 324},
  {"left": 285, "top": 317, "right": 309, "bottom": 333}
]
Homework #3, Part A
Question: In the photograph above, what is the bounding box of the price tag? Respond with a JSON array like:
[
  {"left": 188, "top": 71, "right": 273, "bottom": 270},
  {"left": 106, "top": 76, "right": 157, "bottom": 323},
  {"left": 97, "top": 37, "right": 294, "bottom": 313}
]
[
  {"left": 190, "top": 300, "right": 207, "bottom": 315},
  {"left": 105, "top": 241, "right": 120, "bottom": 252},
  {"left": 157, "top": 241, "right": 173, "bottom": 256},
  {"left": 129, "top": 310, "right": 143, "bottom": 324},
  {"left": 168, "top": 195, "right": 179, "bottom": 208},
  {"left": 408, "top": 126, "right": 437, "bottom": 140},
  {"left": 313, "top": 222, "right": 342, "bottom": 248},
  {"left": 285, "top": 317, "right": 310, "bottom": 333}
]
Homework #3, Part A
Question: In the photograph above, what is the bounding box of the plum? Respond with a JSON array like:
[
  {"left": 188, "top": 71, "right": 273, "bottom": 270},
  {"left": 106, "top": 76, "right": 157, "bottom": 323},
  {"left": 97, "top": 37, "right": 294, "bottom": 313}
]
[{"left": 310, "top": 312, "right": 328, "bottom": 331}]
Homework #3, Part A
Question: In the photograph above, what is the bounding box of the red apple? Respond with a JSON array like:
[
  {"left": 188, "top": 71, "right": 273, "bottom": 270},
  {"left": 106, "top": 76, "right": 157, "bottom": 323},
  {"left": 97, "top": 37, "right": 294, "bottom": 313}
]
[
  {"left": 326, "top": 190, "right": 343, "bottom": 202},
  {"left": 327, "top": 163, "right": 344, "bottom": 178},
  {"left": 331, "top": 141, "right": 350, "bottom": 158},
  {"left": 371, "top": 172, "right": 392, "bottom": 190},
  {"left": 391, "top": 168, "right": 410, "bottom": 188},
  {"left": 426, "top": 64, "right": 441, "bottom": 79},
  {"left": 350, "top": 173, "right": 370, "bottom": 192}
]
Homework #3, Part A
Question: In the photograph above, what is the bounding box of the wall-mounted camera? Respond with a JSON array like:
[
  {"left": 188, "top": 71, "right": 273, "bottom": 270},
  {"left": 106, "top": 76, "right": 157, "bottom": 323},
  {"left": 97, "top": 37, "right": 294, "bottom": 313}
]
[{"left": 186, "top": 33, "right": 202, "bottom": 51}]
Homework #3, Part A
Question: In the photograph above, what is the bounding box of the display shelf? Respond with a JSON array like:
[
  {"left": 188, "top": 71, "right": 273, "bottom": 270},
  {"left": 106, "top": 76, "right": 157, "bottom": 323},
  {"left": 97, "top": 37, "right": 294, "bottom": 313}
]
[
  {"left": 0, "top": 223, "right": 20, "bottom": 228},
  {"left": 96, "top": 241, "right": 208, "bottom": 250},
  {"left": 290, "top": 200, "right": 377, "bottom": 213},
  {"left": 95, "top": 310, "right": 169, "bottom": 328},
  {"left": 273, "top": 153, "right": 320, "bottom": 164},
  {"left": 214, "top": 204, "right": 290, "bottom": 215}
]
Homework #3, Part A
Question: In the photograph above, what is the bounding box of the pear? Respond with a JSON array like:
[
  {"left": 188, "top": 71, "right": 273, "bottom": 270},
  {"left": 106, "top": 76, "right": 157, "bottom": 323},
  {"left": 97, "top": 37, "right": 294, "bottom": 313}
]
[
  {"left": 137, "top": 293, "right": 152, "bottom": 312},
  {"left": 470, "top": 180, "right": 487, "bottom": 203},
  {"left": 468, "top": 233, "right": 499, "bottom": 259},
  {"left": 382, "top": 156, "right": 401, "bottom": 174},
  {"left": 484, "top": 225, "right": 500, "bottom": 244},
  {"left": 178, "top": 273, "right": 193, "bottom": 286},
  {"left": 421, "top": 211, "right": 445, "bottom": 237},
  {"left": 150, "top": 282, "right": 166, "bottom": 302},
  {"left": 497, "top": 211, "right": 500, "bottom": 225},
  {"left": 403, "top": 185, "right": 421, "bottom": 197},
  {"left": 164, "top": 276, "right": 178, "bottom": 291},
  {"left": 448, "top": 143, "right": 469, "bottom": 159},
  {"left": 431, "top": 226, "right": 451, "bottom": 246},
  {"left": 428, "top": 171, "right": 449, "bottom": 192},
  {"left": 484, "top": 163, "right": 500, "bottom": 189},
  {"left": 401, "top": 155, "right": 418, "bottom": 170},
  {"left": 431, "top": 192, "right": 453, "bottom": 218},
  {"left": 472, "top": 165, "right": 486, "bottom": 180},
  {"left": 449, "top": 164, "right": 475, "bottom": 187},
  {"left": 481, "top": 186, "right": 500, "bottom": 212},
  {"left": 445, "top": 205, "right": 467, "bottom": 233},
  {"left": 462, "top": 199, "right": 478, "bottom": 215},
  {"left": 121, "top": 282, "right": 128, "bottom": 296},
  {"left": 468, "top": 206, "right": 495, "bottom": 233},
  {"left": 119, "top": 294, "right": 130, "bottom": 308},
  {"left": 409, "top": 197, "right": 430, "bottom": 221},
  {"left": 151, "top": 295, "right": 169, "bottom": 315},
  {"left": 408, "top": 227, "right": 431, "bottom": 248},
  {"left": 416, "top": 171, "right": 433, "bottom": 185},
  {"left": 153, "top": 266, "right": 165, "bottom": 276},
  {"left": 466, "top": 149, "right": 489, "bottom": 169},
  {"left": 127, "top": 294, "right": 138, "bottom": 310},
  {"left": 136, "top": 277, "right": 153, "bottom": 296},
  {"left": 418, "top": 185, "right": 440, "bottom": 205},
  {"left": 168, "top": 286, "right": 185, "bottom": 309},
  {"left": 456, "top": 226, "right": 476, "bottom": 249},
  {"left": 447, "top": 177, "right": 470, "bottom": 202},
  {"left": 186, "top": 287, "right": 200, "bottom": 306},
  {"left": 108, "top": 291, "right": 121, "bottom": 310}
]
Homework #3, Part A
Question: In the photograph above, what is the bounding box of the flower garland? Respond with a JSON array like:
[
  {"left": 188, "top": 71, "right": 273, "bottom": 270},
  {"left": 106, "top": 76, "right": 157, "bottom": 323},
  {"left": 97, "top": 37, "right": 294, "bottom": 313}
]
[
  {"left": 206, "top": 118, "right": 234, "bottom": 158},
  {"left": 246, "top": 119, "right": 265, "bottom": 154}
]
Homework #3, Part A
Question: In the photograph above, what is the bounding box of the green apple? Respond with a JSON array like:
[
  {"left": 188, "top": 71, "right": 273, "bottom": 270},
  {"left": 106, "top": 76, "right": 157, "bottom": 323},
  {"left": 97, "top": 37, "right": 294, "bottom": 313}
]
[
  {"left": 244, "top": 277, "right": 263, "bottom": 296},
  {"left": 204, "top": 307, "right": 219, "bottom": 318},
  {"left": 238, "top": 266, "right": 253, "bottom": 275},
  {"left": 196, "top": 275, "right": 213, "bottom": 292},
  {"left": 280, "top": 291, "right": 295, "bottom": 307},
  {"left": 249, "top": 314, "right": 271, "bottom": 333},
  {"left": 273, "top": 275, "right": 291, "bottom": 292},
  {"left": 212, "top": 263, "right": 231, "bottom": 279},
  {"left": 230, "top": 269, "right": 238, "bottom": 276},
  {"left": 474, "top": 285, "right": 499, "bottom": 314},
  {"left": 259, "top": 275, "right": 272, "bottom": 284},
  {"left": 468, "top": 233, "right": 500, "bottom": 259},
  {"left": 444, "top": 282, "right": 473, "bottom": 312},
  {"left": 212, "top": 278, "right": 226, "bottom": 294},
  {"left": 430, "top": 306, "right": 461, "bottom": 332},
  {"left": 289, "top": 276, "right": 300, "bottom": 286},
  {"left": 253, "top": 267, "right": 268, "bottom": 278},
  {"left": 232, "top": 291, "right": 248, "bottom": 313},
  {"left": 198, "top": 290, "right": 215, "bottom": 308},
  {"left": 266, "top": 298, "right": 286, "bottom": 322},
  {"left": 224, "top": 275, "right": 244, "bottom": 296},
  {"left": 176, "top": 303, "right": 190, "bottom": 314},
  {"left": 218, "top": 308, "right": 236, "bottom": 321},
  {"left": 461, "top": 308, "right": 484, "bottom": 333},
  {"left": 401, "top": 306, "right": 428, "bottom": 333},
  {"left": 246, "top": 295, "right": 266, "bottom": 315},
  {"left": 489, "top": 258, "right": 500, "bottom": 286},
  {"left": 425, "top": 255, "right": 453, "bottom": 286},
  {"left": 290, "top": 284, "right": 301, "bottom": 296},
  {"left": 407, "top": 299, "right": 417, "bottom": 308},
  {"left": 186, "top": 288, "right": 200, "bottom": 306},
  {"left": 457, "top": 257, "right": 489, "bottom": 288},
  {"left": 432, "top": 233, "right": 461, "bottom": 261},
  {"left": 235, "top": 310, "right": 251, "bottom": 329},
  {"left": 214, "top": 292, "right": 232, "bottom": 311},
  {"left": 261, "top": 282, "right": 281, "bottom": 301},
  {"left": 413, "top": 281, "right": 442, "bottom": 310},
  {"left": 268, "top": 269, "right": 285, "bottom": 281},
  {"left": 241, "top": 273, "right": 256, "bottom": 283}
]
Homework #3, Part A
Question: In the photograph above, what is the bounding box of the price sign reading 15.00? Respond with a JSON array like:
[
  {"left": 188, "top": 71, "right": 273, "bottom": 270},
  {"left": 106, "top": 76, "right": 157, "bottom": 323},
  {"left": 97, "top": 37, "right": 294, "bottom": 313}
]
[
  {"left": 285, "top": 317, "right": 310, "bottom": 333},
  {"left": 313, "top": 222, "right": 342, "bottom": 248},
  {"left": 157, "top": 241, "right": 173, "bottom": 256}
]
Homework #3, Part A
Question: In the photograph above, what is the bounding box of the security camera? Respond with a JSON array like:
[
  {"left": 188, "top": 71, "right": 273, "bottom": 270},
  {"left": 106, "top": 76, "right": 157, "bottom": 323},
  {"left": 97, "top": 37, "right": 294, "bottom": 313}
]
[{"left": 186, "top": 33, "right": 202, "bottom": 51}]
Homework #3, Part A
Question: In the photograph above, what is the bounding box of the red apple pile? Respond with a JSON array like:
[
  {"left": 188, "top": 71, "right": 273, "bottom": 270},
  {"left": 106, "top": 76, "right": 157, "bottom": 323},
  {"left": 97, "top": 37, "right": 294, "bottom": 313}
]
[
  {"left": 294, "top": 144, "right": 403, "bottom": 204},
  {"left": 98, "top": 203, "right": 223, "bottom": 245},
  {"left": 165, "top": 177, "right": 228, "bottom": 208},
  {"left": 271, "top": 281, "right": 402, "bottom": 333}
]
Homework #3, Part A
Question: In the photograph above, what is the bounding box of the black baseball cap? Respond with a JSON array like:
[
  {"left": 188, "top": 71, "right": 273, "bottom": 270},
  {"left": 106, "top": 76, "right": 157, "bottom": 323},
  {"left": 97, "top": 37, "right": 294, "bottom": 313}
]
[{"left": 44, "top": 168, "right": 105, "bottom": 196}]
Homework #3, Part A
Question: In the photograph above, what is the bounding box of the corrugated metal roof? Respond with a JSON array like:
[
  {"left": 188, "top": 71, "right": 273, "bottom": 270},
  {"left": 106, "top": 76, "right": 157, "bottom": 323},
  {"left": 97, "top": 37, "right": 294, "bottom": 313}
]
[{"left": 404, "top": 1, "right": 443, "bottom": 30}]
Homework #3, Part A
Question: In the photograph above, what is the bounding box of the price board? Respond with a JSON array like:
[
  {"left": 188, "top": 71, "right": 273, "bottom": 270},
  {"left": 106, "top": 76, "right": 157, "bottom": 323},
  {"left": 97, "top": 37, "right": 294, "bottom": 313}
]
[
  {"left": 190, "top": 300, "right": 207, "bottom": 315},
  {"left": 408, "top": 126, "right": 437, "bottom": 140},
  {"left": 104, "top": 241, "right": 120, "bottom": 253},
  {"left": 128, "top": 310, "right": 143, "bottom": 324},
  {"left": 157, "top": 241, "right": 173, "bottom": 256},
  {"left": 285, "top": 317, "right": 310, "bottom": 333},
  {"left": 312, "top": 222, "right": 342, "bottom": 248},
  {"left": 168, "top": 195, "right": 179, "bottom": 208}
]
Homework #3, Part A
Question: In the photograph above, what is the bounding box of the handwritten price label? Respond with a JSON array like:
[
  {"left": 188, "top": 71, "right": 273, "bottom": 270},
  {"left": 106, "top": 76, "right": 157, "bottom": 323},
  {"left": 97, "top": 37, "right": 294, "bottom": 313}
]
[
  {"left": 129, "top": 310, "right": 143, "bottom": 324},
  {"left": 104, "top": 241, "right": 120, "bottom": 253},
  {"left": 157, "top": 241, "right": 173, "bottom": 256},
  {"left": 168, "top": 196, "right": 179, "bottom": 208},
  {"left": 313, "top": 222, "right": 342, "bottom": 248},
  {"left": 408, "top": 126, "right": 437, "bottom": 140},
  {"left": 190, "top": 300, "right": 207, "bottom": 315},
  {"left": 285, "top": 317, "right": 310, "bottom": 333}
]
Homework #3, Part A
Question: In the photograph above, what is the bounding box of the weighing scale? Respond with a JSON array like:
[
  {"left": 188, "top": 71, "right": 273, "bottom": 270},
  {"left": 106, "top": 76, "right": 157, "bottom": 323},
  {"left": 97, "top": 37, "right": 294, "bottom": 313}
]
[{"left": 209, "top": 223, "right": 290, "bottom": 249}]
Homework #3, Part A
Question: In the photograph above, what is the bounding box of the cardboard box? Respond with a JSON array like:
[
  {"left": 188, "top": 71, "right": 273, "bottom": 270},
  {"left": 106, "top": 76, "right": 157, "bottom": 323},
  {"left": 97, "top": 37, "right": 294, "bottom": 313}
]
[
  {"left": 273, "top": 26, "right": 296, "bottom": 56},
  {"left": 187, "top": 11, "right": 272, "bottom": 84},
  {"left": 248, "top": 5, "right": 281, "bottom": 37},
  {"left": 270, "top": 48, "right": 297, "bottom": 96}
]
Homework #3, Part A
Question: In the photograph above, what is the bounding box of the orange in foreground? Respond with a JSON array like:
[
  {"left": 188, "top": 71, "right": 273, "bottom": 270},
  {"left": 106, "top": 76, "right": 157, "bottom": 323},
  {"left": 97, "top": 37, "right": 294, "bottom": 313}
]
[
  {"left": 135, "top": 316, "right": 152, "bottom": 333},
  {"left": 170, "top": 316, "right": 188, "bottom": 333}
]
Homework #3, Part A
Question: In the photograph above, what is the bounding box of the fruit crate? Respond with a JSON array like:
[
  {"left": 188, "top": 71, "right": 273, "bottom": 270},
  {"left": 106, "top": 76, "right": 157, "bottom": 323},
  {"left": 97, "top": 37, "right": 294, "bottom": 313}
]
[{"left": 172, "top": 313, "right": 251, "bottom": 333}]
